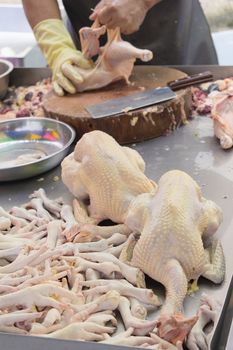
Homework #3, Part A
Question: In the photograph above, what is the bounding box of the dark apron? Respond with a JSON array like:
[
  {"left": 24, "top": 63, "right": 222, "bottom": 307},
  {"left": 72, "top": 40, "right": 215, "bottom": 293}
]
[{"left": 62, "top": 0, "right": 218, "bottom": 65}]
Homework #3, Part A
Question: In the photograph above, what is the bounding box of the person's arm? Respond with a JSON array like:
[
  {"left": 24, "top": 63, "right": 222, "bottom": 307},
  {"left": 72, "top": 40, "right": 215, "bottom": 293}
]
[
  {"left": 22, "top": 0, "right": 61, "bottom": 28},
  {"left": 90, "top": 0, "right": 162, "bottom": 35},
  {"left": 22, "top": 0, "right": 92, "bottom": 96}
]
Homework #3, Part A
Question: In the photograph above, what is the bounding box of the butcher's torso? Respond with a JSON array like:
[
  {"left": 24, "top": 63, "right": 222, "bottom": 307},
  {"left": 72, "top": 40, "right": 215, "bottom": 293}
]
[{"left": 62, "top": 0, "right": 218, "bottom": 65}]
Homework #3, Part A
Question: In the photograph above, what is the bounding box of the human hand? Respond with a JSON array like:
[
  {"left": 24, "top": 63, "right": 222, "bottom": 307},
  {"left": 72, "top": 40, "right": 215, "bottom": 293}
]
[
  {"left": 33, "top": 19, "right": 93, "bottom": 96},
  {"left": 90, "top": 0, "right": 151, "bottom": 35},
  {"left": 52, "top": 48, "right": 92, "bottom": 96}
]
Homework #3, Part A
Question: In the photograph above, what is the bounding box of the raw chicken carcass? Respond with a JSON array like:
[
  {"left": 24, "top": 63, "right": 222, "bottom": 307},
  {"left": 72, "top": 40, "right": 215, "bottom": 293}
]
[
  {"left": 211, "top": 92, "right": 233, "bottom": 149},
  {"left": 125, "top": 170, "right": 225, "bottom": 345},
  {"left": 66, "top": 22, "right": 153, "bottom": 92},
  {"left": 61, "top": 130, "right": 156, "bottom": 227}
]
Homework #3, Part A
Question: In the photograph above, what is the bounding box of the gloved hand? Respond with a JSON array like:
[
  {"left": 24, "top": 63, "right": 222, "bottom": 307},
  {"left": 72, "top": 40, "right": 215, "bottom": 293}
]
[
  {"left": 33, "top": 19, "right": 93, "bottom": 96},
  {"left": 90, "top": 0, "right": 154, "bottom": 35}
]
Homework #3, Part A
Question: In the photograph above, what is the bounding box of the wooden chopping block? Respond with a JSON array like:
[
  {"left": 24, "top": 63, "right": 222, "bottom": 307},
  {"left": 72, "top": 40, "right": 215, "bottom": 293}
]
[{"left": 43, "top": 66, "right": 192, "bottom": 145}]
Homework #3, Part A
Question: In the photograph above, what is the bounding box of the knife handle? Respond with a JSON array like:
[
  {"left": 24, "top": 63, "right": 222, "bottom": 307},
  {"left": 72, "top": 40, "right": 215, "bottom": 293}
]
[{"left": 168, "top": 71, "right": 213, "bottom": 91}]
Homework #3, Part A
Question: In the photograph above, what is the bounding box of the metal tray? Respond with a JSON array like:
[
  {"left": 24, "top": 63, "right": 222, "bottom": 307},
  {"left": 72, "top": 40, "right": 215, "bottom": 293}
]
[
  {"left": 0, "top": 117, "right": 76, "bottom": 181},
  {"left": 0, "top": 66, "right": 232, "bottom": 350}
]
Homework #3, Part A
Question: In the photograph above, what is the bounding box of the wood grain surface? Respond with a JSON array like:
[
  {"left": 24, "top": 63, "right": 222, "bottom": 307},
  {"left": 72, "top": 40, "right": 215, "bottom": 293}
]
[{"left": 43, "top": 66, "right": 192, "bottom": 144}]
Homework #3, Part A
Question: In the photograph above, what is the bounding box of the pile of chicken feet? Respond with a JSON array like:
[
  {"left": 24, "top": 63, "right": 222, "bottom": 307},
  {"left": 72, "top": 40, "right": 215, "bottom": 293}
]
[
  {"left": 0, "top": 188, "right": 176, "bottom": 348},
  {"left": 0, "top": 131, "right": 225, "bottom": 350}
]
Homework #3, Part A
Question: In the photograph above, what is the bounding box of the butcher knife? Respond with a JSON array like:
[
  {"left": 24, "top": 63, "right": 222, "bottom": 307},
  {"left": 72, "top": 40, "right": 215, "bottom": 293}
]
[{"left": 86, "top": 71, "right": 213, "bottom": 119}]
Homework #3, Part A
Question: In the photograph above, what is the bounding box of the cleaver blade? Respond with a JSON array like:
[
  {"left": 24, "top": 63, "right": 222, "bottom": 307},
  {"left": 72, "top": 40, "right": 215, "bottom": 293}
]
[{"left": 86, "top": 86, "right": 176, "bottom": 119}]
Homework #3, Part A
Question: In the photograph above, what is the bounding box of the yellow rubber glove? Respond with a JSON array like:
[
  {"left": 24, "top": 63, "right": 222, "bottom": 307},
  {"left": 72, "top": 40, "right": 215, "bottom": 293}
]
[{"left": 33, "top": 19, "right": 93, "bottom": 96}]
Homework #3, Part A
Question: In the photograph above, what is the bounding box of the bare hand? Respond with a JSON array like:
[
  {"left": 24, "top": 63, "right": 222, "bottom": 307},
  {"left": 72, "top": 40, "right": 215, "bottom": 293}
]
[{"left": 90, "top": 0, "right": 150, "bottom": 35}]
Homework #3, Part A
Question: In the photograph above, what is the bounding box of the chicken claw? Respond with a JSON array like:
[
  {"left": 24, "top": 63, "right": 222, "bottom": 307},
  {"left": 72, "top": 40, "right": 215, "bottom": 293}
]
[
  {"left": 0, "top": 283, "right": 78, "bottom": 310},
  {"left": 87, "top": 312, "right": 117, "bottom": 327},
  {"left": 44, "top": 321, "right": 115, "bottom": 341},
  {"left": 79, "top": 252, "right": 145, "bottom": 287},
  {"left": 186, "top": 293, "right": 220, "bottom": 350},
  {"left": 30, "top": 188, "right": 62, "bottom": 217},
  {"left": 101, "top": 327, "right": 155, "bottom": 346}
]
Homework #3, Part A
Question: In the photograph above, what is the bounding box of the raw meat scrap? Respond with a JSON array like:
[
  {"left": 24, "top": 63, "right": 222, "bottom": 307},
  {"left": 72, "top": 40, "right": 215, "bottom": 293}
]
[{"left": 0, "top": 79, "right": 51, "bottom": 121}]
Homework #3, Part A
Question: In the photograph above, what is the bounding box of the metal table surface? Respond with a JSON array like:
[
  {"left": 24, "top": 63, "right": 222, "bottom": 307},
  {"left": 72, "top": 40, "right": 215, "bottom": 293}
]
[{"left": 0, "top": 66, "right": 233, "bottom": 350}]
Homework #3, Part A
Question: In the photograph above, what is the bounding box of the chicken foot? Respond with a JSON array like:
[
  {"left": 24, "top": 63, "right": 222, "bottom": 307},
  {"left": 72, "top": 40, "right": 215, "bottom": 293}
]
[
  {"left": 24, "top": 198, "right": 53, "bottom": 221},
  {"left": 87, "top": 311, "right": 117, "bottom": 328},
  {"left": 46, "top": 220, "right": 63, "bottom": 249},
  {"left": 30, "top": 188, "right": 62, "bottom": 218},
  {"left": 0, "top": 245, "right": 47, "bottom": 274},
  {"left": 156, "top": 259, "right": 198, "bottom": 345},
  {"left": 85, "top": 267, "right": 101, "bottom": 303},
  {"left": 9, "top": 206, "right": 45, "bottom": 225},
  {"left": 101, "top": 327, "right": 155, "bottom": 346},
  {"left": 0, "top": 283, "right": 78, "bottom": 310},
  {"left": 186, "top": 293, "right": 220, "bottom": 350},
  {"left": 0, "top": 207, "right": 28, "bottom": 227},
  {"left": 130, "top": 297, "right": 148, "bottom": 320},
  {"left": 81, "top": 279, "right": 160, "bottom": 306},
  {"left": 146, "top": 333, "right": 184, "bottom": 350},
  {"left": 71, "top": 256, "right": 121, "bottom": 276},
  {"left": 0, "top": 312, "right": 42, "bottom": 326},
  {"left": 118, "top": 296, "right": 157, "bottom": 336},
  {"left": 0, "top": 217, "right": 11, "bottom": 231},
  {"left": 44, "top": 321, "right": 114, "bottom": 341},
  {"left": 70, "top": 291, "right": 120, "bottom": 316},
  {"left": 79, "top": 252, "right": 145, "bottom": 287}
]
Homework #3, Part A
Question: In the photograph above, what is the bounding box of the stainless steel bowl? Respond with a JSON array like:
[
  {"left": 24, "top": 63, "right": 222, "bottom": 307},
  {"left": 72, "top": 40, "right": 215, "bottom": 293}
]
[
  {"left": 0, "top": 59, "right": 14, "bottom": 99},
  {"left": 0, "top": 117, "right": 76, "bottom": 181}
]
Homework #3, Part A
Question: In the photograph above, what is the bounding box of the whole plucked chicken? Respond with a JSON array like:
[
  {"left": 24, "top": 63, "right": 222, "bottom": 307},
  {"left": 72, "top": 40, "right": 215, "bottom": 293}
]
[
  {"left": 61, "top": 130, "right": 156, "bottom": 229},
  {"left": 124, "top": 170, "right": 225, "bottom": 345}
]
